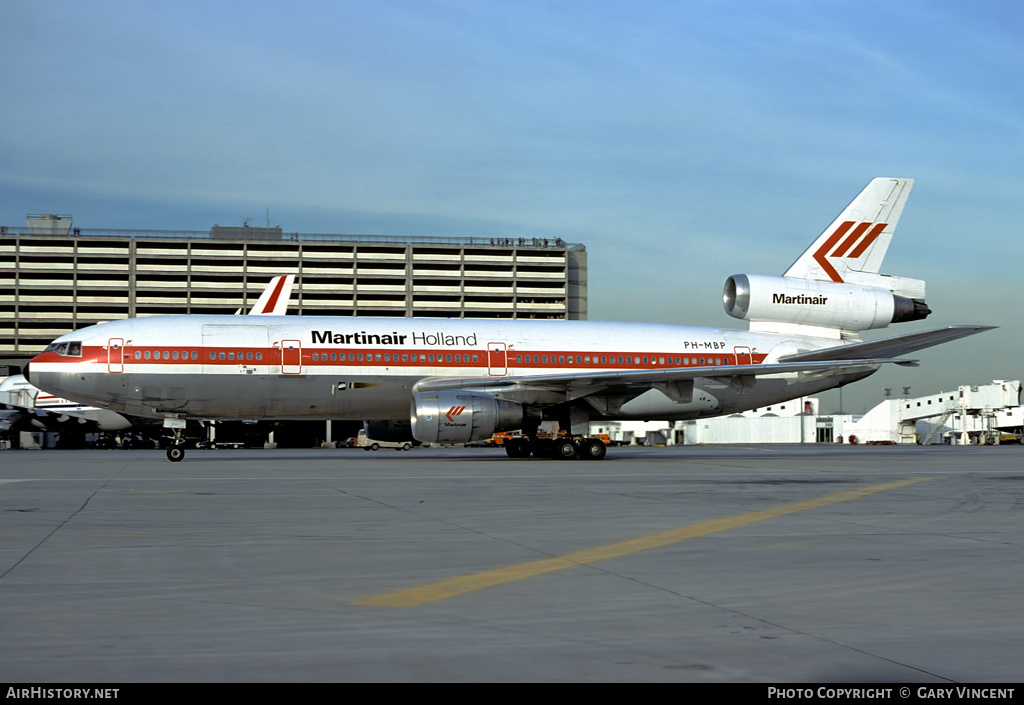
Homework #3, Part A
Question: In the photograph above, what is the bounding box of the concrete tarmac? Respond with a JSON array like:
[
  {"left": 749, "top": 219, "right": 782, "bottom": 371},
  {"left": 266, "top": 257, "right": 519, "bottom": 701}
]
[{"left": 1, "top": 444, "right": 1022, "bottom": 682}]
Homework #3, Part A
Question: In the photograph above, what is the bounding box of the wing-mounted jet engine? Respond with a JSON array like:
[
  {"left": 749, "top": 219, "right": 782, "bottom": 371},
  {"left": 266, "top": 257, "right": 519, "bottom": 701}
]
[{"left": 411, "top": 391, "right": 531, "bottom": 444}]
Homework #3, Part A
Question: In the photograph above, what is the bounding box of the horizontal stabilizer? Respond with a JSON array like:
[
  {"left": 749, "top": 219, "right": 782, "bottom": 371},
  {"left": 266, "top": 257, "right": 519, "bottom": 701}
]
[{"left": 779, "top": 325, "right": 994, "bottom": 363}]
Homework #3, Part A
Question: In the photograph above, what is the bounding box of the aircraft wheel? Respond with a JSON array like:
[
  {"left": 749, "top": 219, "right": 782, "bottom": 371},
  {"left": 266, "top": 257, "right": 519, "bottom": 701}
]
[
  {"left": 166, "top": 446, "right": 185, "bottom": 462},
  {"left": 505, "top": 438, "right": 530, "bottom": 458},
  {"left": 532, "top": 438, "right": 553, "bottom": 458},
  {"left": 553, "top": 439, "right": 577, "bottom": 460},
  {"left": 580, "top": 438, "right": 607, "bottom": 460}
]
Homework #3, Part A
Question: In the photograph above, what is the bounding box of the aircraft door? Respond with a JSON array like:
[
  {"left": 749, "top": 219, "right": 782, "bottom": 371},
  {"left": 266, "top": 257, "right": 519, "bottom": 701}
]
[
  {"left": 487, "top": 342, "right": 507, "bottom": 376},
  {"left": 108, "top": 338, "right": 124, "bottom": 373},
  {"left": 281, "top": 340, "right": 302, "bottom": 374},
  {"left": 733, "top": 346, "right": 752, "bottom": 365}
]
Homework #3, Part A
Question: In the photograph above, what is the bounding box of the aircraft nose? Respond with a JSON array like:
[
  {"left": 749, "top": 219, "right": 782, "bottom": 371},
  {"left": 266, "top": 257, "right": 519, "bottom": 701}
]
[{"left": 23, "top": 362, "right": 31, "bottom": 385}]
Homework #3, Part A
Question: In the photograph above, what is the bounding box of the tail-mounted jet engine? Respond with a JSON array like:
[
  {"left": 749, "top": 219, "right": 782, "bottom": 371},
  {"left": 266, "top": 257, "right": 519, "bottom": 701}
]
[
  {"left": 723, "top": 273, "right": 930, "bottom": 331},
  {"left": 411, "top": 391, "right": 526, "bottom": 444}
]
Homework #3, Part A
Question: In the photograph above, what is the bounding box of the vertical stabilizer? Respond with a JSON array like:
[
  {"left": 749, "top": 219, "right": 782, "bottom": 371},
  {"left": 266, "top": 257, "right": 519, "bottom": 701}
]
[
  {"left": 785, "top": 178, "right": 913, "bottom": 283},
  {"left": 248, "top": 275, "right": 295, "bottom": 315}
]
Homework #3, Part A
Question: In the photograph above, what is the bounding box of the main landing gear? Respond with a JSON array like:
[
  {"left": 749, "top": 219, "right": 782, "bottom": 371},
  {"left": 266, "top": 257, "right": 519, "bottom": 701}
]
[{"left": 504, "top": 435, "right": 607, "bottom": 461}]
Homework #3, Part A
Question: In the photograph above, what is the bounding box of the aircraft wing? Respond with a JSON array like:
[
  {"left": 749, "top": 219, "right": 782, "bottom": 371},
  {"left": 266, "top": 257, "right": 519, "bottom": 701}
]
[
  {"left": 779, "top": 325, "right": 994, "bottom": 363},
  {"left": 412, "top": 357, "right": 916, "bottom": 410}
]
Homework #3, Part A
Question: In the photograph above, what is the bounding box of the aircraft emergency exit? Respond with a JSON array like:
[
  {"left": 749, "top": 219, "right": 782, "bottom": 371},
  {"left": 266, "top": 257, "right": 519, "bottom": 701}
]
[{"left": 26, "top": 178, "right": 991, "bottom": 461}]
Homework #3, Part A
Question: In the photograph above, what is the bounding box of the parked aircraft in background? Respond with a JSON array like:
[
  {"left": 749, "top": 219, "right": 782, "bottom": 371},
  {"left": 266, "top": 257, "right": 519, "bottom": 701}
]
[
  {"left": 26, "top": 179, "right": 991, "bottom": 461},
  {"left": 239, "top": 274, "right": 294, "bottom": 316},
  {"left": 0, "top": 373, "right": 134, "bottom": 446}
]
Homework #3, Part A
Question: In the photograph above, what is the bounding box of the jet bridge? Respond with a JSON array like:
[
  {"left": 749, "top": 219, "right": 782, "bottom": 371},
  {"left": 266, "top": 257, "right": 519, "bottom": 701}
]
[{"left": 856, "top": 380, "right": 1022, "bottom": 444}]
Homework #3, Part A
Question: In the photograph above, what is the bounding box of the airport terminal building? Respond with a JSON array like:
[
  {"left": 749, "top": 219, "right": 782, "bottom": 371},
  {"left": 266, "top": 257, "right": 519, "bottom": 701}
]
[{"left": 1, "top": 214, "right": 588, "bottom": 361}]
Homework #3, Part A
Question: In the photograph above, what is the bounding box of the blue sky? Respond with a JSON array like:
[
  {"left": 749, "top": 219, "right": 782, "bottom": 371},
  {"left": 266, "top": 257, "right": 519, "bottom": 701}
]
[{"left": 2, "top": 0, "right": 1021, "bottom": 413}]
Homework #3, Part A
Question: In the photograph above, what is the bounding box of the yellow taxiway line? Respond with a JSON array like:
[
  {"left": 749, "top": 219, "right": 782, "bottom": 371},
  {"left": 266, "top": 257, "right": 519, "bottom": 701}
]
[{"left": 357, "top": 477, "right": 931, "bottom": 607}]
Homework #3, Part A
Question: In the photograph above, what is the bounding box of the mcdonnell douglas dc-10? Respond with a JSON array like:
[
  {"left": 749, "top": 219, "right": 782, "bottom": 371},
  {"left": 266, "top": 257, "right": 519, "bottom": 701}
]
[{"left": 27, "top": 178, "right": 991, "bottom": 461}]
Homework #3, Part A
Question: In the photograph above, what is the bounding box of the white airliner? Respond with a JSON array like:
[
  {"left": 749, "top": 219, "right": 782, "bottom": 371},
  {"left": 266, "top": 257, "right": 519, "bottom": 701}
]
[{"left": 26, "top": 178, "right": 991, "bottom": 461}]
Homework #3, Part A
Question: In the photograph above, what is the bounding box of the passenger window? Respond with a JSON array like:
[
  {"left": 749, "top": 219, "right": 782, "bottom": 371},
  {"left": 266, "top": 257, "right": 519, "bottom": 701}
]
[
  {"left": 135, "top": 351, "right": 141, "bottom": 360},
  {"left": 144, "top": 351, "right": 151, "bottom": 360},
  {"left": 219, "top": 352, "right": 225, "bottom": 360},
  {"left": 228, "top": 352, "right": 235, "bottom": 360},
  {"left": 255, "top": 353, "right": 261, "bottom": 361},
  {"left": 172, "top": 351, "right": 179, "bottom": 360},
  {"left": 192, "top": 351, "right": 198, "bottom": 360},
  {"left": 247, "top": 352, "right": 253, "bottom": 361}
]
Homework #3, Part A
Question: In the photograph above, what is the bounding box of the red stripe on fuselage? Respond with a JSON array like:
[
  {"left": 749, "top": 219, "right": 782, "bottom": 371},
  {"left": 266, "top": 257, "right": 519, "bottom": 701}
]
[{"left": 40, "top": 345, "right": 770, "bottom": 371}]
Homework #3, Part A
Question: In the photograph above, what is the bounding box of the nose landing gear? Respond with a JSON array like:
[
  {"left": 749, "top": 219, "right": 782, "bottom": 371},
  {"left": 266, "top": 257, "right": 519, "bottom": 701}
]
[{"left": 163, "top": 417, "right": 186, "bottom": 462}]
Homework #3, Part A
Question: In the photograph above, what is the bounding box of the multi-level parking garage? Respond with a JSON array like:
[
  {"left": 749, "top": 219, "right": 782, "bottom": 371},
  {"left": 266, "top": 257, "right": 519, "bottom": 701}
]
[{"left": 0, "top": 214, "right": 588, "bottom": 360}]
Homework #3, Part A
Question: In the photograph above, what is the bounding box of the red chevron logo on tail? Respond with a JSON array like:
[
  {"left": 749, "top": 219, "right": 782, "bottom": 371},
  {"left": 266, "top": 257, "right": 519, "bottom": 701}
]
[{"left": 812, "top": 221, "right": 888, "bottom": 282}]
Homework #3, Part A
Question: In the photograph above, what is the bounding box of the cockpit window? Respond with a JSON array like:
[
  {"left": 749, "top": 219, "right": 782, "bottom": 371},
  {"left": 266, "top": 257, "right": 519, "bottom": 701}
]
[{"left": 43, "top": 341, "right": 83, "bottom": 357}]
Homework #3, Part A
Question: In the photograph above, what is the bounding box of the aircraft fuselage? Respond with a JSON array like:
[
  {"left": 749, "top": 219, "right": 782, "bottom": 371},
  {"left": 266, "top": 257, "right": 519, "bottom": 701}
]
[{"left": 28, "top": 315, "right": 866, "bottom": 423}]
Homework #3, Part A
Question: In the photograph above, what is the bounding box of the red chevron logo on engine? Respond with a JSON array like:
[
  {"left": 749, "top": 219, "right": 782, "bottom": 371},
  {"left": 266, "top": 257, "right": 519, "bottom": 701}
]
[
  {"left": 446, "top": 405, "right": 466, "bottom": 422},
  {"left": 812, "top": 221, "right": 888, "bottom": 283}
]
